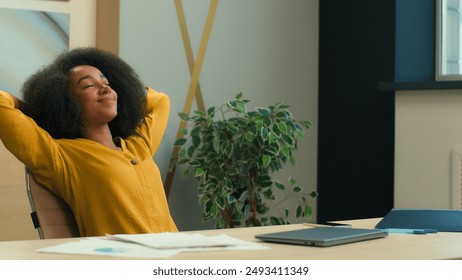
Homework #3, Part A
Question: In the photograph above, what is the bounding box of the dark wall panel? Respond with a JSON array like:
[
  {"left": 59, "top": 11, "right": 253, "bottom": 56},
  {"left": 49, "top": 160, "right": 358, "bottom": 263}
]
[
  {"left": 317, "top": 1, "right": 396, "bottom": 222},
  {"left": 395, "top": 0, "right": 435, "bottom": 82}
]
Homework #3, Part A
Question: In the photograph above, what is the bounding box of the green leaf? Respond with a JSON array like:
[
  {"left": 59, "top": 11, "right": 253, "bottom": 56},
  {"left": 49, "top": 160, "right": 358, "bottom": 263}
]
[
  {"left": 178, "top": 112, "right": 190, "bottom": 121},
  {"left": 194, "top": 168, "right": 205, "bottom": 177},
  {"left": 277, "top": 122, "right": 288, "bottom": 134},
  {"left": 256, "top": 203, "right": 269, "bottom": 214},
  {"left": 288, "top": 177, "right": 296, "bottom": 185},
  {"left": 281, "top": 145, "right": 290, "bottom": 157},
  {"left": 217, "top": 218, "right": 226, "bottom": 228},
  {"left": 257, "top": 173, "right": 271, "bottom": 183},
  {"left": 236, "top": 103, "right": 247, "bottom": 114},
  {"left": 260, "top": 180, "right": 273, "bottom": 188},
  {"left": 301, "top": 120, "right": 312, "bottom": 128},
  {"left": 227, "top": 100, "right": 237, "bottom": 109},
  {"left": 203, "top": 183, "right": 216, "bottom": 194},
  {"left": 244, "top": 131, "right": 254, "bottom": 142},
  {"left": 274, "top": 181, "right": 285, "bottom": 191},
  {"left": 178, "top": 148, "right": 187, "bottom": 158},
  {"left": 260, "top": 127, "right": 268, "bottom": 140},
  {"left": 257, "top": 108, "right": 270, "bottom": 118},
  {"left": 192, "top": 136, "right": 200, "bottom": 149},
  {"left": 238, "top": 191, "right": 248, "bottom": 202},
  {"left": 296, "top": 205, "right": 302, "bottom": 218},
  {"left": 181, "top": 168, "right": 190, "bottom": 177},
  {"left": 262, "top": 154, "right": 271, "bottom": 167},
  {"left": 227, "top": 193, "right": 236, "bottom": 204},
  {"left": 213, "top": 138, "right": 220, "bottom": 153},
  {"left": 203, "top": 199, "right": 212, "bottom": 214},
  {"left": 268, "top": 132, "right": 276, "bottom": 144},
  {"left": 228, "top": 167, "right": 240, "bottom": 177},
  {"left": 276, "top": 111, "right": 289, "bottom": 119},
  {"left": 174, "top": 138, "right": 187, "bottom": 146},
  {"left": 187, "top": 146, "right": 195, "bottom": 158},
  {"left": 197, "top": 193, "right": 205, "bottom": 203},
  {"left": 207, "top": 106, "right": 215, "bottom": 116},
  {"left": 215, "top": 196, "right": 226, "bottom": 210},
  {"left": 292, "top": 186, "right": 302, "bottom": 193},
  {"left": 305, "top": 206, "right": 312, "bottom": 217},
  {"left": 251, "top": 114, "right": 264, "bottom": 124},
  {"left": 270, "top": 217, "right": 282, "bottom": 225},
  {"left": 266, "top": 144, "right": 279, "bottom": 155},
  {"left": 289, "top": 156, "right": 296, "bottom": 166},
  {"left": 243, "top": 203, "right": 251, "bottom": 220},
  {"left": 210, "top": 204, "right": 218, "bottom": 218},
  {"left": 193, "top": 110, "right": 205, "bottom": 116},
  {"left": 282, "top": 135, "right": 295, "bottom": 146},
  {"left": 226, "top": 123, "right": 239, "bottom": 134},
  {"left": 190, "top": 126, "right": 201, "bottom": 137},
  {"left": 177, "top": 158, "right": 190, "bottom": 165},
  {"left": 263, "top": 189, "right": 273, "bottom": 200}
]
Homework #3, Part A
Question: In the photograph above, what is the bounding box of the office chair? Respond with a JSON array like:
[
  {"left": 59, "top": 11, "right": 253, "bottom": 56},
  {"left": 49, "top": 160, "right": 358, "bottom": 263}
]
[{"left": 25, "top": 167, "right": 80, "bottom": 239}]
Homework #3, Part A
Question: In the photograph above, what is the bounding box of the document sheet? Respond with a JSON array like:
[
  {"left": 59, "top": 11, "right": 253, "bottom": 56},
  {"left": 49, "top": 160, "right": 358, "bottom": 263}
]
[{"left": 37, "top": 232, "right": 268, "bottom": 259}]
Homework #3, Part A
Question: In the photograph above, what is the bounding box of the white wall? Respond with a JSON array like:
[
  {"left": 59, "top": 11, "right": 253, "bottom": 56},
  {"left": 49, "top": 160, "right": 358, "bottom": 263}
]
[
  {"left": 0, "top": 0, "right": 95, "bottom": 97},
  {"left": 395, "top": 89, "right": 462, "bottom": 208},
  {"left": 119, "top": 0, "right": 319, "bottom": 230},
  {"left": 0, "top": 0, "right": 96, "bottom": 240}
]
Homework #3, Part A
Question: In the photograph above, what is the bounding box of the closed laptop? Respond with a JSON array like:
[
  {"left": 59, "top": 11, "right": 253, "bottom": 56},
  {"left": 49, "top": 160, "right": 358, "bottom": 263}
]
[{"left": 255, "top": 227, "right": 388, "bottom": 247}]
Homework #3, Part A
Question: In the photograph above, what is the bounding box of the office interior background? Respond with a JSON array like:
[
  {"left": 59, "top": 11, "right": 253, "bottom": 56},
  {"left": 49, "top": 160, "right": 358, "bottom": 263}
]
[{"left": 0, "top": 0, "right": 457, "bottom": 241}]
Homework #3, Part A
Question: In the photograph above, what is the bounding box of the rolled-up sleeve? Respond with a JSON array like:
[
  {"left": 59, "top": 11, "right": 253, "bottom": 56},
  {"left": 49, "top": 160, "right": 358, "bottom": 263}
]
[
  {"left": 137, "top": 87, "right": 170, "bottom": 156},
  {"left": 0, "top": 90, "right": 59, "bottom": 176}
]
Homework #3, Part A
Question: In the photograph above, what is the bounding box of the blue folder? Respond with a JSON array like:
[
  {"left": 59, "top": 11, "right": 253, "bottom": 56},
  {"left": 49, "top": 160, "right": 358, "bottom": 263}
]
[{"left": 375, "top": 208, "right": 462, "bottom": 232}]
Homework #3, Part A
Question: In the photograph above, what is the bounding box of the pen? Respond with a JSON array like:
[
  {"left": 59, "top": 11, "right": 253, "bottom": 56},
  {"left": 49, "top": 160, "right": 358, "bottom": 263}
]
[
  {"left": 303, "top": 223, "right": 331, "bottom": 228},
  {"left": 303, "top": 223, "right": 352, "bottom": 228},
  {"left": 411, "top": 229, "right": 438, "bottom": 234},
  {"left": 384, "top": 228, "right": 439, "bottom": 234}
]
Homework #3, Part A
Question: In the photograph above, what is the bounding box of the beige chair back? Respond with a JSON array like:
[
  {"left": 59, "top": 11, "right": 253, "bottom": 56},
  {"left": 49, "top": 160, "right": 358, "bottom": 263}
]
[{"left": 25, "top": 168, "right": 80, "bottom": 239}]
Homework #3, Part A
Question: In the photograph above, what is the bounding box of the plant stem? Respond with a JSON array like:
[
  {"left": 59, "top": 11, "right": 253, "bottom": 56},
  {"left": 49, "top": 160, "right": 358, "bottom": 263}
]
[{"left": 221, "top": 209, "right": 233, "bottom": 228}]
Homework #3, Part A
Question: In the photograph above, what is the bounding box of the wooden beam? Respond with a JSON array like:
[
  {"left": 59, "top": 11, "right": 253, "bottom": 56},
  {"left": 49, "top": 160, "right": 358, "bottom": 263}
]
[
  {"left": 96, "top": 0, "right": 120, "bottom": 55},
  {"left": 164, "top": 0, "right": 218, "bottom": 198}
]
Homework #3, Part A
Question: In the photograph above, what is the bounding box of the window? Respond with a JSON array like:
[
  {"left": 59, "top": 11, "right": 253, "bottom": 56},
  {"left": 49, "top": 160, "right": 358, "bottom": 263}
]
[{"left": 437, "top": 0, "right": 462, "bottom": 80}]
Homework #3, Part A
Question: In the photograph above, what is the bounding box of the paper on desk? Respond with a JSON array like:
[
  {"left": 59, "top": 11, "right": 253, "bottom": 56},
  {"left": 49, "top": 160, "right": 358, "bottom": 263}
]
[
  {"left": 105, "top": 232, "right": 260, "bottom": 249},
  {"left": 37, "top": 233, "right": 268, "bottom": 259},
  {"left": 178, "top": 234, "right": 269, "bottom": 252},
  {"left": 37, "top": 238, "right": 181, "bottom": 259}
]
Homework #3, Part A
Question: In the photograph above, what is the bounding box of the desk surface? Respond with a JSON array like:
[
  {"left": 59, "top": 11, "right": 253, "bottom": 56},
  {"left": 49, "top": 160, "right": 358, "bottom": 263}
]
[{"left": 1, "top": 218, "right": 462, "bottom": 260}]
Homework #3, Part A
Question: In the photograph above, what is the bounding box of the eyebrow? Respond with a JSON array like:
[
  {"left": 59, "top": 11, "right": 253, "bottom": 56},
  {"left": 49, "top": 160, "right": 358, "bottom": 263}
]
[{"left": 77, "top": 73, "right": 107, "bottom": 85}]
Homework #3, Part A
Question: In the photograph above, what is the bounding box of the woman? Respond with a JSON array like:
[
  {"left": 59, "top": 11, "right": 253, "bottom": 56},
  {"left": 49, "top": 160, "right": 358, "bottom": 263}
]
[{"left": 0, "top": 47, "right": 178, "bottom": 236}]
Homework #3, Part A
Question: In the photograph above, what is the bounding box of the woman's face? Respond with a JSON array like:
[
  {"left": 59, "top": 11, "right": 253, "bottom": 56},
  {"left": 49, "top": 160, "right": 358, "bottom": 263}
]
[{"left": 68, "top": 65, "right": 118, "bottom": 127}]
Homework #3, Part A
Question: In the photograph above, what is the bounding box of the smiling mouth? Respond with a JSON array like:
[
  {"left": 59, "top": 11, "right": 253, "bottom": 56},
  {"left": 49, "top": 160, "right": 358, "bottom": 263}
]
[{"left": 97, "top": 97, "right": 116, "bottom": 103}]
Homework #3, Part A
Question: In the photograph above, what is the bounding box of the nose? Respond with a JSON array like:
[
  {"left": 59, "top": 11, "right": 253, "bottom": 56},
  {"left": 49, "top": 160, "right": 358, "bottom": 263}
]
[{"left": 100, "top": 84, "right": 111, "bottom": 94}]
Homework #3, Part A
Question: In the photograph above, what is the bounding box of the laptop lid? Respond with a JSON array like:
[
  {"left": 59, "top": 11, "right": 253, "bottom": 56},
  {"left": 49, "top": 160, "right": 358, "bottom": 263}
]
[
  {"left": 376, "top": 208, "right": 462, "bottom": 232},
  {"left": 255, "top": 227, "right": 388, "bottom": 247}
]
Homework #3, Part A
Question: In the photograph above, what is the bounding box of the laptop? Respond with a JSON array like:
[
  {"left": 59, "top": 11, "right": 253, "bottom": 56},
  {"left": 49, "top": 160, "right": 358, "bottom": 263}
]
[
  {"left": 376, "top": 208, "right": 462, "bottom": 232},
  {"left": 255, "top": 227, "right": 388, "bottom": 247}
]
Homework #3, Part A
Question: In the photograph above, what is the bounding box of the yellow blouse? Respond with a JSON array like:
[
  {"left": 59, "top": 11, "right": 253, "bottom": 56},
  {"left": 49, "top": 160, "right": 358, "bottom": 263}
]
[{"left": 0, "top": 87, "right": 178, "bottom": 236}]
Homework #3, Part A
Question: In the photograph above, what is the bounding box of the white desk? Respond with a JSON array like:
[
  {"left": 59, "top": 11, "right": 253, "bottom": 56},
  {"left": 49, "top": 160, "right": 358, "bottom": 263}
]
[{"left": 1, "top": 218, "right": 462, "bottom": 259}]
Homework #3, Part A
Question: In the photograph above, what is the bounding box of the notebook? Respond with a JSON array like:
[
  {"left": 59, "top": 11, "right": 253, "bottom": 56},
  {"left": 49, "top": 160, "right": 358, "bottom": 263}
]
[
  {"left": 376, "top": 208, "right": 462, "bottom": 232},
  {"left": 255, "top": 227, "right": 388, "bottom": 247}
]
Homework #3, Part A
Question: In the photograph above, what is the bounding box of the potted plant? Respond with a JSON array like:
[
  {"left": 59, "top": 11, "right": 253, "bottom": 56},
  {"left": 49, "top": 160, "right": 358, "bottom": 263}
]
[{"left": 170, "top": 93, "right": 317, "bottom": 228}]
